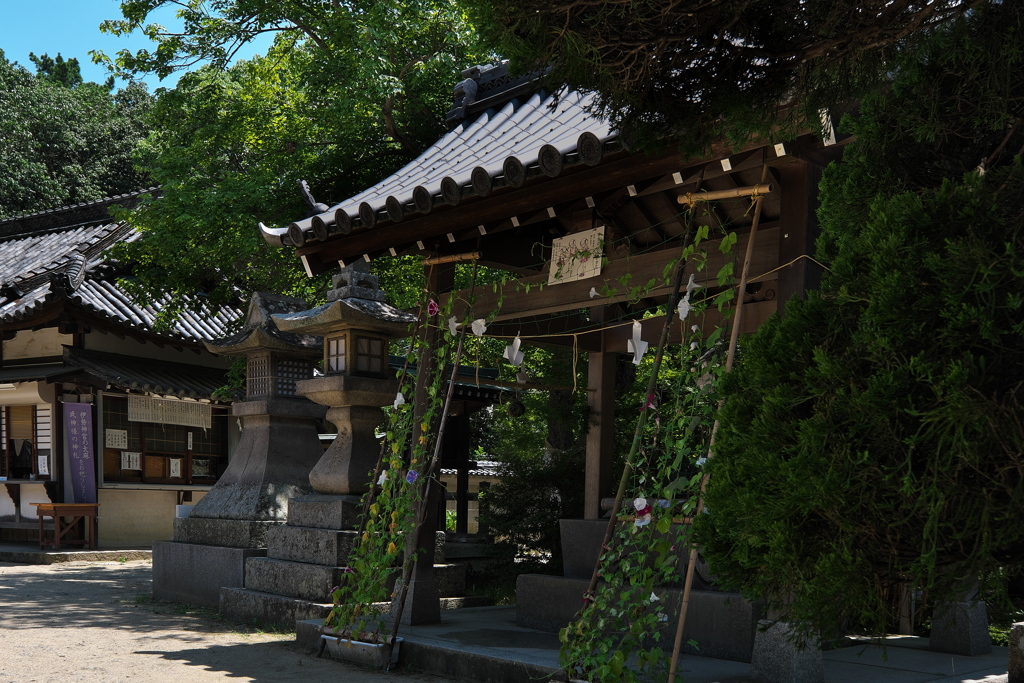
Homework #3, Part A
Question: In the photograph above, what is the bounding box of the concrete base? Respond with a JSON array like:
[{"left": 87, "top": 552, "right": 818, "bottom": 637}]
[
  {"left": 172, "top": 517, "right": 282, "bottom": 548},
  {"left": 1010, "top": 622, "right": 1024, "bottom": 682},
  {"left": 152, "top": 541, "right": 267, "bottom": 608},
  {"left": 930, "top": 600, "right": 992, "bottom": 656},
  {"left": 515, "top": 574, "right": 763, "bottom": 662},
  {"left": 750, "top": 620, "right": 824, "bottom": 683}
]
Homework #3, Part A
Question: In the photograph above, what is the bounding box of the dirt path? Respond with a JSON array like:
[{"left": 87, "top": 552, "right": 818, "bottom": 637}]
[{"left": 0, "top": 560, "right": 445, "bottom": 683}]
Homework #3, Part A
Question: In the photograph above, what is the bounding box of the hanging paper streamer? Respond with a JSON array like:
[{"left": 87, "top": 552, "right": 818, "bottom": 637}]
[
  {"left": 471, "top": 318, "right": 487, "bottom": 336},
  {"left": 503, "top": 335, "right": 525, "bottom": 366},
  {"left": 627, "top": 320, "right": 648, "bottom": 365},
  {"left": 516, "top": 369, "right": 529, "bottom": 384},
  {"left": 677, "top": 273, "right": 702, "bottom": 320}
]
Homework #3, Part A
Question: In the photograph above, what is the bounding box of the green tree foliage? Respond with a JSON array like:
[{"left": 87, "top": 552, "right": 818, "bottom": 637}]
[
  {"left": 480, "top": 347, "right": 589, "bottom": 571},
  {"left": 693, "top": 2, "right": 1024, "bottom": 639},
  {"left": 99, "top": 0, "right": 488, "bottom": 311},
  {"left": 462, "top": 0, "right": 983, "bottom": 154},
  {"left": 0, "top": 50, "right": 151, "bottom": 218}
]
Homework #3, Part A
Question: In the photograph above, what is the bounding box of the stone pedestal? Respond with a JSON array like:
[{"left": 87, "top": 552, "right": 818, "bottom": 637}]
[
  {"left": 1009, "top": 622, "right": 1024, "bottom": 682},
  {"left": 750, "top": 620, "right": 824, "bottom": 683},
  {"left": 929, "top": 600, "right": 992, "bottom": 656},
  {"left": 220, "top": 496, "right": 468, "bottom": 629},
  {"left": 295, "top": 374, "right": 397, "bottom": 496},
  {"left": 152, "top": 397, "right": 326, "bottom": 608}
]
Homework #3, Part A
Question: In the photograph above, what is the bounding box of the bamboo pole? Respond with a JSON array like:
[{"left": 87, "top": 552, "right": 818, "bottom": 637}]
[
  {"left": 676, "top": 183, "right": 773, "bottom": 206},
  {"left": 423, "top": 251, "right": 481, "bottom": 266},
  {"left": 666, "top": 165, "right": 770, "bottom": 683}
]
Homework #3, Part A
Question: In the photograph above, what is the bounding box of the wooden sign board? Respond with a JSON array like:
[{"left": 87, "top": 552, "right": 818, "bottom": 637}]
[{"left": 548, "top": 226, "right": 604, "bottom": 285}]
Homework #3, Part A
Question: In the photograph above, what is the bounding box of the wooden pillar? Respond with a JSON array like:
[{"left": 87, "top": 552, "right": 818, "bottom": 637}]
[
  {"left": 776, "top": 161, "right": 824, "bottom": 312},
  {"left": 584, "top": 306, "right": 618, "bottom": 520}
]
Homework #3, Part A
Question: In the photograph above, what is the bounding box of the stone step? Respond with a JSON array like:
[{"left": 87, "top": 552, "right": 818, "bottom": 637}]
[
  {"left": 220, "top": 587, "right": 332, "bottom": 630},
  {"left": 287, "top": 495, "right": 362, "bottom": 530},
  {"left": 245, "top": 557, "right": 348, "bottom": 603},
  {"left": 266, "top": 525, "right": 359, "bottom": 566},
  {"left": 244, "top": 557, "right": 466, "bottom": 604}
]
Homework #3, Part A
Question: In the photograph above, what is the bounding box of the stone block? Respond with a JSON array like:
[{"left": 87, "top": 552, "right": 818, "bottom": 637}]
[
  {"left": 558, "top": 519, "right": 705, "bottom": 588},
  {"left": 287, "top": 495, "right": 362, "bottom": 530},
  {"left": 152, "top": 541, "right": 266, "bottom": 608},
  {"left": 266, "top": 525, "right": 359, "bottom": 566},
  {"left": 1009, "top": 622, "right": 1024, "bottom": 682},
  {"left": 559, "top": 519, "right": 608, "bottom": 580},
  {"left": 434, "top": 563, "right": 466, "bottom": 597},
  {"left": 750, "top": 620, "right": 823, "bottom": 683},
  {"left": 172, "top": 517, "right": 282, "bottom": 548},
  {"left": 515, "top": 574, "right": 763, "bottom": 662},
  {"left": 930, "top": 600, "right": 992, "bottom": 655},
  {"left": 219, "top": 587, "right": 330, "bottom": 629},
  {"left": 392, "top": 577, "right": 440, "bottom": 625}
]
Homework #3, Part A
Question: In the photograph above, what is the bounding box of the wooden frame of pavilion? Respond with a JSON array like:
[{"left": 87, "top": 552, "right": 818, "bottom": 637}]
[{"left": 261, "top": 62, "right": 847, "bottom": 522}]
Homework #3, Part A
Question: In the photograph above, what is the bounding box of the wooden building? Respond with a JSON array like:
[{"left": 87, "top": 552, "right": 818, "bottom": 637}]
[
  {"left": 261, "top": 62, "right": 843, "bottom": 519},
  {"left": 0, "top": 191, "right": 242, "bottom": 547}
]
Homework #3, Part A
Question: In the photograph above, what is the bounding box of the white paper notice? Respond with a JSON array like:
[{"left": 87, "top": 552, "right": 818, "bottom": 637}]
[
  {"left": 37, "top": 456, "right": 49, "bottom": 476},
  {"left": 105, "top": 429, "right": 128, "bottom": 449},
  {"left": 170, "top": 459, "right": 182, "bottom": 478},
  {"left": 121, "top": 451, "right": 141, "bottom": 470}
]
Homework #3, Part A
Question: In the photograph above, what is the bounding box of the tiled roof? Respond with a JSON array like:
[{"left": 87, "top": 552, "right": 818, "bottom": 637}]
[
  {"left": 262, "top": 64, "right": 615, "bottom": 247},
  {"left": 63, "top": 347, "right": 227, "bottom": 400},
  {"left": 0, "top": 191, "right": 241, "bottom": 344}
]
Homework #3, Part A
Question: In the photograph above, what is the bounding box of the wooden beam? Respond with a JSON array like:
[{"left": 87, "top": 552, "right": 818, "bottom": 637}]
[{"left": 444, "top": 226, "right": 780, "bottom": 322}]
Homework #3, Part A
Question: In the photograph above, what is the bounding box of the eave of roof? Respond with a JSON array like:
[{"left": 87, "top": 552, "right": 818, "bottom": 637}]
[
  {"left": 62, "top": 347, "right": 228, "bottom": 400},
  {"left": 261, "top": 89, "right": 615, "bottom": 250}
]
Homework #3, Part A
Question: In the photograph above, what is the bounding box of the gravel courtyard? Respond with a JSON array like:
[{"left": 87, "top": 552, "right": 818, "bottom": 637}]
[{"left": 0, "top": 559, "right": 443, "bottom": 683}]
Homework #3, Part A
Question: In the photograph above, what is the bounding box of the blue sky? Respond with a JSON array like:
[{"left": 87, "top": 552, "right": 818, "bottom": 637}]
[{"left": 0, "top": 0, "right": 273, "bottom": 90}]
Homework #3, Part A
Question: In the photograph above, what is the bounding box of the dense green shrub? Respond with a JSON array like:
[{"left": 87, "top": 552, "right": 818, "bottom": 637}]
[{"left": 693, "top": 2, "right": 1024, "bottom": 639}]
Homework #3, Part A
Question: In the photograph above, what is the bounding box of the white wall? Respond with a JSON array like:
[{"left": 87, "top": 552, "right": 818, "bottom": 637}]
[
  {"left": 85, "top": 330, "right": 231, "bottom": 369},
  {"left": 96, "top": 488, "right": 207, "bottom": 548},
  {"left": 3, "top": 329, "right": 73, "bottom": 360}
]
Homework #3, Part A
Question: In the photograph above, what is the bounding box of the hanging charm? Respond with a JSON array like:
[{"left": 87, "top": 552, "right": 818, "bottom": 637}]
[
  {"left": 627, "top": 320, "right": 648, "bottom": 365},
  {"left": 503, "top": 335, "right": 525, "bottom": 366},
  {"left": 677, "top": 273, "right": 702, "bottom": 320}
]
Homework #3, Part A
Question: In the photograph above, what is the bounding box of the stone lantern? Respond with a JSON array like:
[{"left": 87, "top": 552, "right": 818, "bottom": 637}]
[
  {"left": 273, "top": 263, "right": 415, "bottom": 496},
  {"left": 152, "top": 292, "right": 327, "bottom": 608}
]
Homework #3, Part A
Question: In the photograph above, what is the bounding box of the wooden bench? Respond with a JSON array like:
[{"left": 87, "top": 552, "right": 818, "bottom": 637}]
[{"left": 30, "top": 503, "right": 100, "bottom": 551}]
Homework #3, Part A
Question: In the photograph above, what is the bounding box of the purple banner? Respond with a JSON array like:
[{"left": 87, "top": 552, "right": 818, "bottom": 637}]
[{"left": 64, "top": 403, "right": 97, "bottom": 504}]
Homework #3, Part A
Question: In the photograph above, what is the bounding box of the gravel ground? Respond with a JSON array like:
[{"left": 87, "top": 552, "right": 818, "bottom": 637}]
[{"left": 0, "top": 560, "right": 445, "bottom": 683}]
